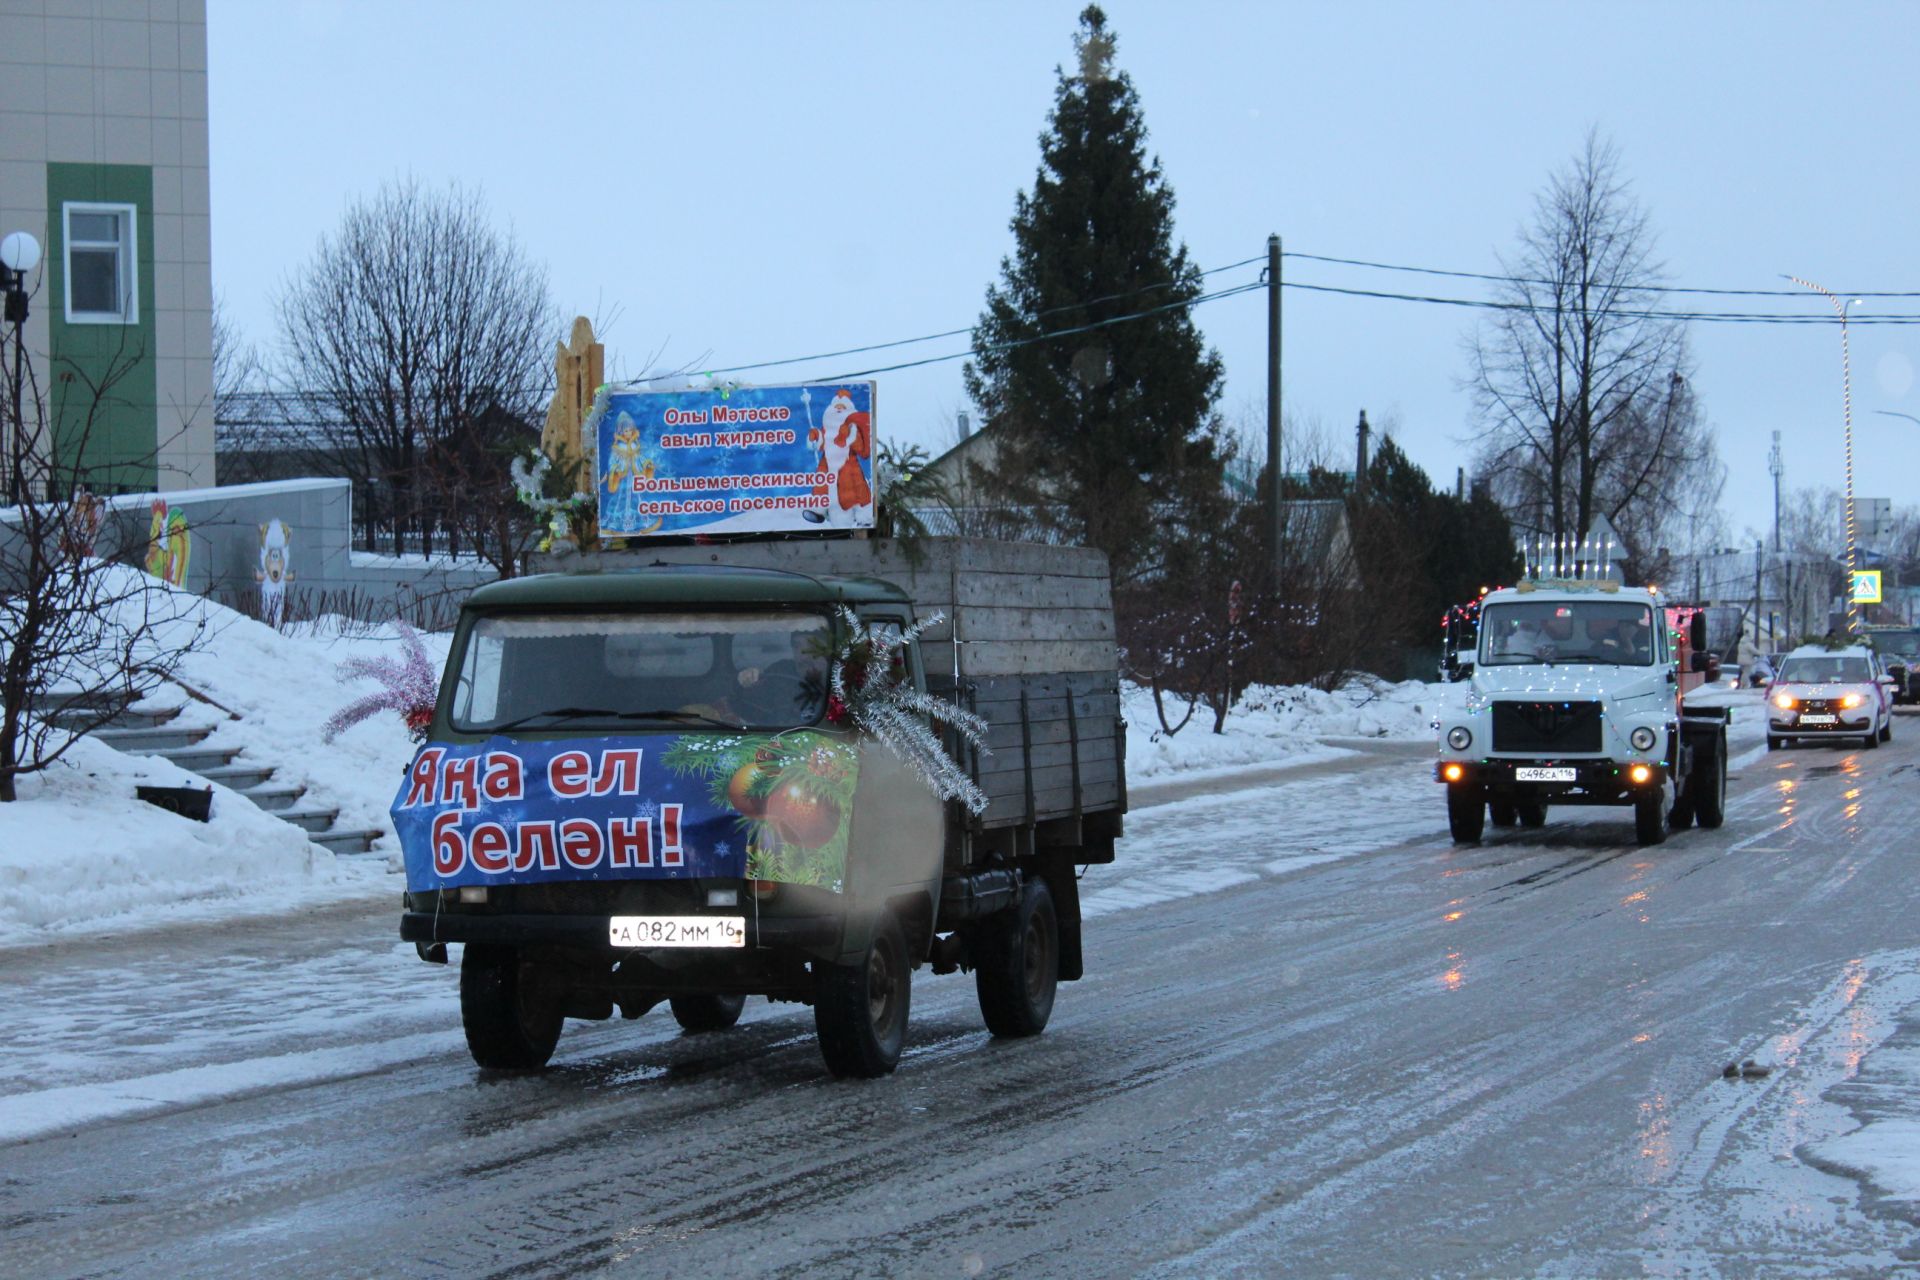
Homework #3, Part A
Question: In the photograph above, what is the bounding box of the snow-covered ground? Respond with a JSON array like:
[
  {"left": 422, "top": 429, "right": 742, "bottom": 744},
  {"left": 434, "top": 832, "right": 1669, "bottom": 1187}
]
[
  {"left": 0, "top": 575, "right": 448, "bottom": 945},
  {"left": 1122, "top": 676, "right": 1451, "bottom": 782}
]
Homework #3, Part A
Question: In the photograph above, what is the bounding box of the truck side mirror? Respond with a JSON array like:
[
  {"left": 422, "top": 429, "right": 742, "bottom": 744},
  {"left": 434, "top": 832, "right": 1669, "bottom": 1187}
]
[{"left": 1689, "top": 613, "right": 1708, "bottom": 653}]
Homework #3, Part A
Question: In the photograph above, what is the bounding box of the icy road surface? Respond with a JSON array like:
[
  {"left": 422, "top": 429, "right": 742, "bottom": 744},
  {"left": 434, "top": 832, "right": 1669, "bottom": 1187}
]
[{"left": 4, "top": 727, "right": 1920, "bottom": 1276}]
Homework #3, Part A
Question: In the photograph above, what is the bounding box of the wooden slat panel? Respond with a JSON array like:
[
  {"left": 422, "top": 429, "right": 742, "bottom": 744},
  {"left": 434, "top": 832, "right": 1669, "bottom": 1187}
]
[
  {"left": 981, "top": 783, "right": 1121, "bottom": 828},
  {"left": 977, "top": 736, "right": 1119, "bottom": 778},
  {"left": 953, "top": 605, "right": 1115, "bottom": 644},
  {"left": 981, "top": 715, "right": 1120, "bottom": 752}
]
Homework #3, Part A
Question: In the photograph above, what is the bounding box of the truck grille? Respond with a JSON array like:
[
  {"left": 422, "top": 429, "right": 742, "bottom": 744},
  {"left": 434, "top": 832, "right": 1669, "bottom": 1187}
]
[{"left": 1492, "top": 700, "right": 1602, "bottom": 753}]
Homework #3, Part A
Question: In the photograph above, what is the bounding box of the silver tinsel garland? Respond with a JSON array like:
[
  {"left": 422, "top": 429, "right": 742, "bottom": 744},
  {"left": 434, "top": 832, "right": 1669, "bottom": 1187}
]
[{"left": 830, "top": 606, "right": 991, "bottom": 815}]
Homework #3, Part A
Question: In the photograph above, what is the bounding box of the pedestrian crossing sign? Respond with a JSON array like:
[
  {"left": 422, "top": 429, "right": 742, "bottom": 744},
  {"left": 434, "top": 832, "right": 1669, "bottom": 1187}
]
[{"left": 1851, "top": 569, "right": 1883, "bottom": 604}]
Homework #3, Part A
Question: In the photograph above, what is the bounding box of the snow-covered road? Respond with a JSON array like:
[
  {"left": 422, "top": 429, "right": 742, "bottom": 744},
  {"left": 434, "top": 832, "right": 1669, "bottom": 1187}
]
[{"left": 4, "top": 716, "right": 1920, "bottom": 1276}]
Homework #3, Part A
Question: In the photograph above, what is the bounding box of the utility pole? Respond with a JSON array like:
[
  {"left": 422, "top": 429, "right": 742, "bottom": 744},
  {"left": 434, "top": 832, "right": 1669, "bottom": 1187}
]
[
  {"left": 1267, "top": 233, "right": 1282, "bottom": 596},
  {"left": 1768, "top": 430, "right": 1783, "bottom": 552}
]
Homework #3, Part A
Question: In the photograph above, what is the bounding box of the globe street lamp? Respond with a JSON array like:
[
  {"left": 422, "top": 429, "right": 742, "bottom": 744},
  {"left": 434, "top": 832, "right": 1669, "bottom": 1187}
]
[
  {"left": 1786, "top": 276, "right": 1865, "bottom": 636},
  {"left": 0, "top": 230, "right": 40, "bottom": 506}
]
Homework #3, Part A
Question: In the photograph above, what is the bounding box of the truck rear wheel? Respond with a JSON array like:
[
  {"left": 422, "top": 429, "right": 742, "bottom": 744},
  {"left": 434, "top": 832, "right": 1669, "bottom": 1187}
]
[
  {"left": 1488, "top": 800, "right": 1518, "bottom": 828},
  {"left": 670, "top": 993, "right": 747, "bottom": 1033},
  {"left": 975, "top": 879, "right": 1060, "bottom": 1038},
  {"left": 1447, "top": 785, "right": 1485, "bottom": 844},
  {"left": 1517, "top": 802, "right": 1548, "bottom": 828},
  {"left": 813, "top": 911, "right": 910, "bottom": 1078},
  {"left": 460, "top": 944, "right": 563, "bottom": 1070}
]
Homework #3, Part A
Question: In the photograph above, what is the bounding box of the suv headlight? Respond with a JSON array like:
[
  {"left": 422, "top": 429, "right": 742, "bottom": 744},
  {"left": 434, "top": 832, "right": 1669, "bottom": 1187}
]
[
  {"left": 1446, "top": 726, "right": 1472, "bottom": 751},
  {"left": 1630, "top": 726, "right": 1657, "bottom": 752}
]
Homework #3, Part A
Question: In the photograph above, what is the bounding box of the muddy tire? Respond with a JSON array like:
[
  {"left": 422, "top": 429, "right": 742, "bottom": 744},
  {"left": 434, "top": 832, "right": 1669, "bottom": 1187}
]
[
  {"left": 1862, "top": 729, "right": 1880, "bottom": 750},
  {"left": 813, "top": 912, "right": 910, "bottom": 1078},
  {"left": 1517, "top": 802, "right": 1548, "bottom": 828},
  {"left": 975, "top": 879, "right": 1060, "bottom": 1039},
  {"left": 1488, "top": 800, "right": 1518, "bottom": 828},
  {"left": 670, "top": 993, "right": 747, "bottom": 1033},
  {"left": 1766, "top": 735, "right": 1784, "bottom": 752},
  {"left": 461, "top": 944, "right": 563, "bottom": 1070},
  {"left": 1447, "top": 785, "right": 1485, "bottom": 844}
]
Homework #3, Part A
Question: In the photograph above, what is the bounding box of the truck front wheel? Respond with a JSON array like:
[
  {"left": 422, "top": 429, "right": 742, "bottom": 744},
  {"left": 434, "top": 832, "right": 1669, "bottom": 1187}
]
[
  {"left": 975, "top": 879, "right": 1060, "bottom": 1038},
  {"left": 460, "top": 944, "right": 564, "bottom": 1070},
  {"left": 1634, "top": 785, "right": 1670, "bottom": 846},
  {"left": 814, "top": 912, "right": 910, "bottom": 1078},
  {"left": 1693, "top": 736, "right": 1727, "bottom": 829},
  {"left": 1447, "top": 785, "right": 1486, "bottom": 844}
]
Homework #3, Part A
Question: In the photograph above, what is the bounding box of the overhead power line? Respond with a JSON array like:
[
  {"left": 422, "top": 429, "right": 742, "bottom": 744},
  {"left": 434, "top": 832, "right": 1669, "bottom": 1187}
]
[
  {"left": 1282, "top": 278, "right": 1920, "bottom": 324},
  {"left": 1283, "top": 249, "right": 1920, "bottom": 300}
]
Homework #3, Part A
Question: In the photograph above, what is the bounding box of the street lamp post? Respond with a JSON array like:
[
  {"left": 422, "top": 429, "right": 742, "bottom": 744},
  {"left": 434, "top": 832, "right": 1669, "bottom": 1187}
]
[
  {"left": 0, "top": 231, "right": 41, "bottom": 507},
  {"left": 1786, "top": 276, "right": 1864, "bottom": 636}
]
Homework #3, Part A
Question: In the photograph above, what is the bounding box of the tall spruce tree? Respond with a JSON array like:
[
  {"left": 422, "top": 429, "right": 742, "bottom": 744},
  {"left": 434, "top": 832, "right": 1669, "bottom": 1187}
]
[{"left": 963, "top": 5, "right": 1226, "bottom": 583}]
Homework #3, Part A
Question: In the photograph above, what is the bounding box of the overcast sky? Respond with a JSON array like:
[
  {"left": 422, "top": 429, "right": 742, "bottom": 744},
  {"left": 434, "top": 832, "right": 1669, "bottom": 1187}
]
[{"left": 208, "top": 1, "right": 1920, "bottom": 544}]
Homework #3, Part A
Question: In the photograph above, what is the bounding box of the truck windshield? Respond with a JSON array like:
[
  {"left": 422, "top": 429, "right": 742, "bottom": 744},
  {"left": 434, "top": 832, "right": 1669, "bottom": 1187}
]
[
  {"left": 450, "top": 611, "right": 832, "bottom": 733},
  {"left": 1777, "top": 655, "right": 1872, "bottom": 684},
  {"left": 1478, "top": 600, "right": 1657, "bottom": 667}
]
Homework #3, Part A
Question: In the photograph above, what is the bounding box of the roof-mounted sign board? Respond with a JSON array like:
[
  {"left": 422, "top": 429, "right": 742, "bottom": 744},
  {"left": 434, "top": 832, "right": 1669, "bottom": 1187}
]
[{"left": 592, "top": 381, "right": 876, "bottom": 538}]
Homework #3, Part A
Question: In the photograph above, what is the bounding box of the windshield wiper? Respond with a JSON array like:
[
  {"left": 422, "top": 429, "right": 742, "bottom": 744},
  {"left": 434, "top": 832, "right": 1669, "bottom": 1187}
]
[
  {"left": 486, "top": 706, "right": 749, "bottom": 733},
  {"left": 624, "top": 708, "right": 748, "bottom": 731},
  {"left": 487, "top": 706, "right": 633, "bottom": 733}
]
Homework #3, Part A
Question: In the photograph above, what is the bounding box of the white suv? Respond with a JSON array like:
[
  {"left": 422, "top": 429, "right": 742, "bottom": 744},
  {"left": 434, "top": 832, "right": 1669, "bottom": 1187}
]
[{"left": 1766, "top": 645, "right": 1895, "bottom": 751}]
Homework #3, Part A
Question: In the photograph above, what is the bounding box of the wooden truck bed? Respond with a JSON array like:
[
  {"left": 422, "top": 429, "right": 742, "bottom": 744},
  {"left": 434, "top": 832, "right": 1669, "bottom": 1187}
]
[{"left": 580, "top": 537, "right": 1125, "bottom": 832}]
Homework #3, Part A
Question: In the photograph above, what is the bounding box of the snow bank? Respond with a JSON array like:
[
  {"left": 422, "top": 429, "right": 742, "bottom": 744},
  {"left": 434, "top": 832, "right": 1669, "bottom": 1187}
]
[
  {"left": 1123, "top": 676, "right": 1448, "bottom": 781},
  {"left": 0, "top": 736, "right": 380, "bottom": 944},
  {"left": 0, "top": 567, "right": 439, "bottom": 945}
]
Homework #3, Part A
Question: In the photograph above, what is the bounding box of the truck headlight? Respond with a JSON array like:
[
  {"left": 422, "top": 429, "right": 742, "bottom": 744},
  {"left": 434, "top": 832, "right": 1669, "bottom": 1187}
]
[
  {"left": 1630, "top": 726, "right": 1657, "bottom": 752},
  {"left": 1446, "top": 726, "right": 1472, "bottom": 751}
]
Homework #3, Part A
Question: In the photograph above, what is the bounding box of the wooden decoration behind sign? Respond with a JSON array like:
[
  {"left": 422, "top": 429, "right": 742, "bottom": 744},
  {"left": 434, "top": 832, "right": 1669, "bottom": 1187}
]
[{"left": 539, "top": 316, "right": 605, "bottom": 543}]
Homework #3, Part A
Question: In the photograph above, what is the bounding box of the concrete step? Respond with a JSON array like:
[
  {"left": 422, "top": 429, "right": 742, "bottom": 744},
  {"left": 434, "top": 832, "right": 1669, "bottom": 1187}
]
[
  {"left": 156, "top": 744, "right": 243, "bottom": 773},
  {"left": 279, "top": 806, "right": 341, "bottom": 834},
  {"left": 238, "top": 783, "right": 305, "bottom": 813},
  {"left": 310, "top": 827, "right": 382, "bottom": 856},
  {"left": 94, "top": 724, "right": 212, "bottom": 754},
  {"left": 45, "top": 703, "right": 181, "bottom": 731},
  {"left": 199, "top": 762, "right": 276, "bottom": 789},
  {"left": 38, "top": 688, "right": 128, "bottom": 714}
]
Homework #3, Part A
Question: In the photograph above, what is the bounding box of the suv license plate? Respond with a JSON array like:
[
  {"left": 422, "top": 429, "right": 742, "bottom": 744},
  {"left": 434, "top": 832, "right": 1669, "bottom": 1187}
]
[
  {"left": 609, "top": 916, "right": 746, "bottom": 948},
  {"left": 1515, "top": 767, "right": 1577, "bottom": 782},
  {"left": 1799, "top": 714, "right": 1836, "bottom": 725}
]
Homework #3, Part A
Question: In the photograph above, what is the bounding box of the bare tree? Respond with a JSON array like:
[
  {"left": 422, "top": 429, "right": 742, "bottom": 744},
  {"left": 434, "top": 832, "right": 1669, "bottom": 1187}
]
[
  {"left": 1469, "top": 132, "right": 1721, "bottom": 568},
  {"left": 276, "top": 177, "right": 556, "bottom": 550},
  {"left": 0, "top": 317, "right": 207, "bottom": 801}
]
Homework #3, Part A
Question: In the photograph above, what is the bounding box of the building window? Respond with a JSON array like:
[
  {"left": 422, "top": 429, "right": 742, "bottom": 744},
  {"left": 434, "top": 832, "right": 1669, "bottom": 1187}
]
[{"left": 62, "top": 202, "right": 139, "bottom": 324}]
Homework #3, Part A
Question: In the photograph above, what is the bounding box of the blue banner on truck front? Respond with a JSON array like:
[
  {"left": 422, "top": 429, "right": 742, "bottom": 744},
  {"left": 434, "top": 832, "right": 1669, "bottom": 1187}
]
[
  {"left": 393, "top": 732, "right": 860, "bottom": 893},
  {"left": 590, "top": 381, "right": 876, "bottom": 538}
]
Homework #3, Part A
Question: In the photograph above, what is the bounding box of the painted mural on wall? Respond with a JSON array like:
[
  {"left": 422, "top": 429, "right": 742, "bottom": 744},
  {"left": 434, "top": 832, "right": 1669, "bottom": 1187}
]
[
  {"left": 256, "top": 519, "right": 294, "bottom": 627},
  {"left": 143, "top": 499, "right": 191, "bottom": 587}
]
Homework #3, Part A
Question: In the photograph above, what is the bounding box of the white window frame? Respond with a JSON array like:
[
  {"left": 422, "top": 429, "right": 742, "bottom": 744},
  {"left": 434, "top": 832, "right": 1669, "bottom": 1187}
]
[{"left": 62, "top": 201, "right": 139, "bottom": 325}]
